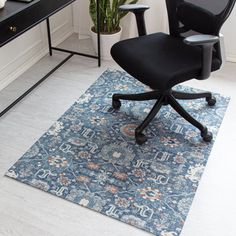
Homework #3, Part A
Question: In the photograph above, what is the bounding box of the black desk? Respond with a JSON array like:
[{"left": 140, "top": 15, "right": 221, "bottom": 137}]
[{"left": 0, "top": 0, "right": 101, "bottom": 117}]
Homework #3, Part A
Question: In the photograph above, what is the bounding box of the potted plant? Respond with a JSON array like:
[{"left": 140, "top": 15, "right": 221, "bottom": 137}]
[
  {"left": 0, "top": 0, "right": 6, "bottom": 9},
  {"left": 89, "top": 0, "right": 138, "bottom": 60}
]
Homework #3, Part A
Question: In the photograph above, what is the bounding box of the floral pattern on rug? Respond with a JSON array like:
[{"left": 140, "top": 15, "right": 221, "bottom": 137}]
[{"left": 6, "top": 69, "right": 230, "bottom": 236}]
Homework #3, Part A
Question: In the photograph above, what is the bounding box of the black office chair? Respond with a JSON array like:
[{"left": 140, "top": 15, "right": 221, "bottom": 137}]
[{"left": 111, "top": 0, "right": 235, "bottom": 145}]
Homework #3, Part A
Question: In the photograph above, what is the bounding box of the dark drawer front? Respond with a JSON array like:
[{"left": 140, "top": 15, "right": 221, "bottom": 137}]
[
  {"left": 0, "top": 0, "right": 75, "bottom": 47},
  {"left": 0, "top": 6, "right": 40, "bottom": 47}
]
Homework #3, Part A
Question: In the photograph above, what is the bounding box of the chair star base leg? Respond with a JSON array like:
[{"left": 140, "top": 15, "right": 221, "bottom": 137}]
[
  {"left": 168, "top": 95, "right": 213, "bottom": 142},
  {"left": 172, "top": 90, "right": 216, "bottom": 107},
  {"left": 201, "top": 127, "right": 213, "bottom": 142},
  {"left": 112, "top": 90, "right": 214, "bottom": 144},
  {"left": 135, "top": 132, "right": 148, "bottom": 145}
]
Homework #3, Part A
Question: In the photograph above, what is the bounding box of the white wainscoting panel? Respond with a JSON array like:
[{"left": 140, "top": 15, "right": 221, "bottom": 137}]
[
  {"left": 1, "top": 1, "right": 235, "bottom": 92},
  {"left": 222, "top": 6, "right": 236, "bottom": 62},
  {"left": 0, "top": 5, "right": 74, "bottom": 91}
]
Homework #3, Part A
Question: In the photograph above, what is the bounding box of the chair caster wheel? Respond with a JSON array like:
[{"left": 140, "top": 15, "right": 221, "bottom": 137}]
[
  {"left": 206, "top": 96, "right": 216, "bottom": 106},
  {"left": 135, "top": 132, "right": 147, "bottom": 145},
  {"left": 201, "top": 127, "right": 213, "bottom": 142},
  {"left": 112, "top": 99, "right": 121, "bottom": 110}
]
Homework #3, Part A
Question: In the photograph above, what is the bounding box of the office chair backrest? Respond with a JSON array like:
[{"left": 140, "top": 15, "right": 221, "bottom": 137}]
[
  {"left": 166, "top": 0, "right": 236, "bottom": 36},
  {"left": 165, "top": 0, "right": 236, "bottom": 62}
]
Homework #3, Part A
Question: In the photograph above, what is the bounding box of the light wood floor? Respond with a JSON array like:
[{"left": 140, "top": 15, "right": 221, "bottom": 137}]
[{"left": 0, "top": 37, "right": 236, "bottom": 236}]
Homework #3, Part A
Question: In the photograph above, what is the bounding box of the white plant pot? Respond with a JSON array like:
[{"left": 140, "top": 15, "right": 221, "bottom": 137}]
[
  {"left": 91, "top": 27, "right": 122, "bottom": 61},
  {"left": 0, "top": 0, "right": 6, "bottom": 9}
]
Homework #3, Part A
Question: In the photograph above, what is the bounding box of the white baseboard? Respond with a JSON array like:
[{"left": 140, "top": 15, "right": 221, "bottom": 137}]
[
  {"left": 0, "top": 18, "right": 74, "bottom": 91},
  {"left": 0, "top": 39, "right": 44, "bottom": 90},
  {"left": 226, "top": 55, "right": 236, "bottom": 63}
]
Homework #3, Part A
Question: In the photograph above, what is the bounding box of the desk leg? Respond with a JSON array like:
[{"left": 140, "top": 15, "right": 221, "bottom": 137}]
[
  {"left": 46, "top": 18, "right": 53, "bottom": 56},
  {"left": 96, "top": 0, "right": 101, "bottom": 67},
  {"left": 0, "top": 54, "right": 73, "bottom": 118}
]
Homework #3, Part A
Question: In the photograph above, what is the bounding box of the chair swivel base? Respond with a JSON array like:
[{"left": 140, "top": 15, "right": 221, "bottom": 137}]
[{"left": 112, "top": 90, "right": 216, "bottom": 145}]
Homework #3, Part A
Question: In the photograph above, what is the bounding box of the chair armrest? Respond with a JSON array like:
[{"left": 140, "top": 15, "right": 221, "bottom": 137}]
[
  {"left": 119, "top": 4, "right": 150, "bottom": 11},
  {"left": 184, "top": 35, "right": 219, "bottom": 46},
  {"left": 184, "top": 35, "right": 219, "bottom": 80},
  {"left": 119, "top": 4, "right": 150, "bottom": 36}
]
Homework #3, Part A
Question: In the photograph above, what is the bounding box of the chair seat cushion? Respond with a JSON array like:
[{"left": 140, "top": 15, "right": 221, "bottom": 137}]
[{"left": 111, "top": 33, "right": 221, "bottom": 91}]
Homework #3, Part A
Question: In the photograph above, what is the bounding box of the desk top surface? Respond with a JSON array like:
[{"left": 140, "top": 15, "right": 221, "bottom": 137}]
[{"left": 0, "top": 0, "right": 40, "bottom": 22}]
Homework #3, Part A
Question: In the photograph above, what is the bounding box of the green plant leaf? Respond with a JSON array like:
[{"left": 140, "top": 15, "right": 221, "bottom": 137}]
[{"left": 89, "top": 0, "right": 139, "bottom": 34}]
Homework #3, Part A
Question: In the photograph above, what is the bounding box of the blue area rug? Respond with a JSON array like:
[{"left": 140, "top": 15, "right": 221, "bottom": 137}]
[{"left": 6, "top": 69, "right": 229, "bottom": 236}]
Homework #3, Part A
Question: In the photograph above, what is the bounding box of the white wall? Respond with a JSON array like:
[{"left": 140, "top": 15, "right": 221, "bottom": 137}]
[
  {"left": 0, "top": 5, "right": 74, "bottom": 91},
  {"left": 73, "top": 0, "right": 168, "bottom": 39},
  {"left": 222, "top": 6, "right": 236, "bottom": 62},
  {"left": 1, "top": 1, "right": 236, "bottom": 91},
  {"left": 74, "top": 0, "right": 236, "bottom": 62},
  {"left": 72, "top": 0, "right": 89, "bottom": 37}
]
